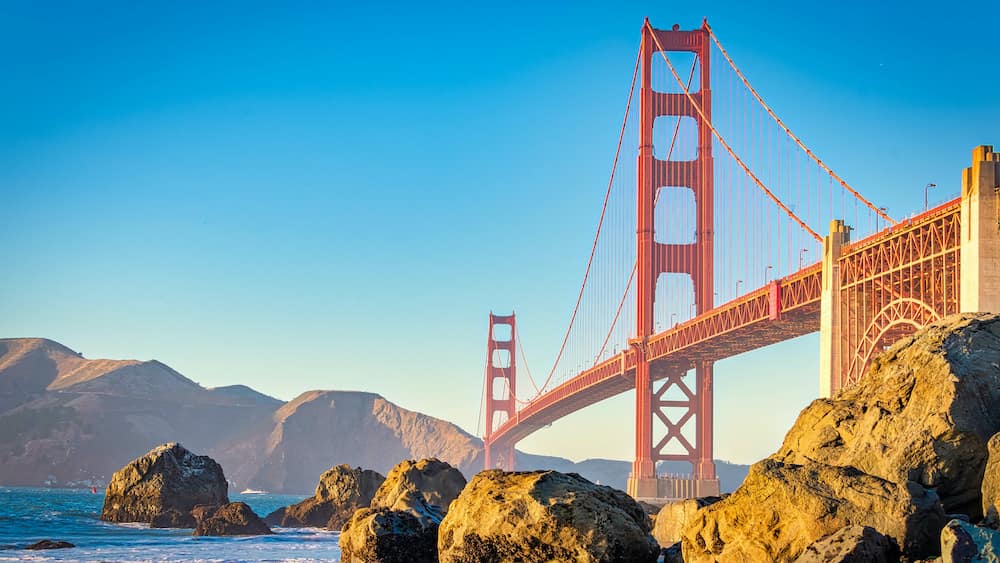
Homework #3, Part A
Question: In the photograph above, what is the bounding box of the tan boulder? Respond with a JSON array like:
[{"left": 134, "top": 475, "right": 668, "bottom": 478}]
[
  {"left": 100, "top": 442, "right": 229, "bottom": 524},
  {"left": 982, "top": 433, "right": 1000, "bottom": 526},
  {"left": 773, "top": 314, "right": 1000, "bottom": 517},
  {"left": 372, "top": 458, "right": 465, "bottom": 513},
  {"left": 438, "top": 469, "right": 659, "bottom": 563},
  {"left": 652, "top": 496, "right": 721, "bottom": 548},
  {"left": 793, "top": 525, "right": 896, "bottom": 562},
  {"left": 339, "top": 492, "right": 443, "bottom": 563},
  {"left": 264, "top": 465, "right": 384, "bottom": 529},
  {"left": 681, "top": 459, "right": 946, "bottom": 562}
]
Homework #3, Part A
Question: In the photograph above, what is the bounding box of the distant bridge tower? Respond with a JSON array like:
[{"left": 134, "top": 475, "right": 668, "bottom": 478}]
[
  {"left": 484, "top": 312, "right": 517, "bottom": 470},
  {"left": 628, "top": 19, "right": 720, "bottom": 499}
]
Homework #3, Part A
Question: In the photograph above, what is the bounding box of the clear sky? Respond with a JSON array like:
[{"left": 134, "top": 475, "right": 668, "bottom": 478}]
[{"left": 2, "top": 1, "right": 998, "bottom": 465}]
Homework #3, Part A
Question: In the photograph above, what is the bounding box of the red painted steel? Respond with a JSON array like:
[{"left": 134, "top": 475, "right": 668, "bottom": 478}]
[
  {"left": 484, "top": 313, "right": 516, "bottom": 471},
  {"left": 484, "top": 201, "right": 961, "bottom": 461},
  {"left": 480, "top": 20, "right": 966, "bottom": 499},
  {"left": 633, "top": 20, "right": 716, "bottom": 484},
  {"left": 835, "top": 200, "right": 961, "bottom": 391}
]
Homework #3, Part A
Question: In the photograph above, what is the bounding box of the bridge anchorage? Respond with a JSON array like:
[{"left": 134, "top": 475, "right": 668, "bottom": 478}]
[{"left": 481, "top": 16, "right": 1000, "bottom": 501}]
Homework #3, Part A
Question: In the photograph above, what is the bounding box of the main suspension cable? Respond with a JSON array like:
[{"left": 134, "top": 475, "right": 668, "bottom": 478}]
[
  {"left": 704, "top": 22, "right": 894, "bottom": 225},
  {"left": 647, "top": 22, "right": 822, "bottom": 242}
]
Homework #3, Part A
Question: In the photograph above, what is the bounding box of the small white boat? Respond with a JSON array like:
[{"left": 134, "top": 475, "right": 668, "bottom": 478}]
[{"left": 240, "top": 488, "right": 269, "bottom": 494}]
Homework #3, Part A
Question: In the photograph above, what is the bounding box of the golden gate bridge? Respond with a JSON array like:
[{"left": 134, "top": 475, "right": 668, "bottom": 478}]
[{"left": 480, "top": 19, "right": 1000, "bottom": 501}]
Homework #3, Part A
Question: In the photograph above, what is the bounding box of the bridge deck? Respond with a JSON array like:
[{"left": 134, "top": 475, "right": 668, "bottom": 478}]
[{"left": 488, "top": 199, "right": 962, "bottom": 449}]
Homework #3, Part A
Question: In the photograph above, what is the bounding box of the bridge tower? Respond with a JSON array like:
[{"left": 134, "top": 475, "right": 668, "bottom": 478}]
[
  {"left": 484, "top": 312, "right": 517, "bottom": 471},
  {"left": 628, "top": 19, "right": 720, "bottom": 499}
]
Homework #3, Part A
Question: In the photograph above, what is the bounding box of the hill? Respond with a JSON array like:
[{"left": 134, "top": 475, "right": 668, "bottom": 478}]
[{"left": 0, "top": 337, "right": 748, "bottom": 493}]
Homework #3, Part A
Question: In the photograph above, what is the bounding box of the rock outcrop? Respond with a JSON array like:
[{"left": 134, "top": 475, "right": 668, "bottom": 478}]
[
  {"left": 652, "top": 496, "right": 721, "bottom": 548},
  {"left": 100, "top": 443, "right": 229, "bottom": 524},
  {"left": 339, "top": 495, "right": 443, "bottom": 563},
  {"left": 24, "top": 540, "right": 75, "bottom": 550},
  {"left": 793, "top": 526, "right": 896, "bottom": 563},
  {"left": 149, "top": 508, "right": 196, "bottom": 528},
  {"left": 773, "top": 314, "right": 1000, "bottom": 517},
  {"left": 940, "top": 519, "right": 1000, "bottom": 563},
  {"left": 372, "top": 458, "right": 465, "bottom": 513},
  {"left": 681, "top": 459, "right": 946, "bottom": 562},
  {"left": 982, "top": 433, "right": 1000, "bottom": 526},
  {"left": 438, "top": 469, "right": 659, "bottom": 563},
  {"left": 194, "top": 502, "right": 274, "bottom": 536},
  {"left": 264, "top": 465, "right": 384, "bottom": 529},
  {"left": 192, "top": 502, "right": 273, "bottom": 536},
  {"left": 338, "top": 458, "right": 462, "bottom": 562}
]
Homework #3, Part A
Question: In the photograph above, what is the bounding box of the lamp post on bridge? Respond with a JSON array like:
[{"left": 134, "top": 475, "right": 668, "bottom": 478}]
[
  {"left": 736, "top": 279, "right": 743, "bottom": 296},
  {"left": 765, "top": 265, "right": 773, "bottom": 283},
  {"left": 924, "top": 183, "right": 936, "bottom": 211},
  {"left": 798, "top": 248, "right": 809, "bottom": 270}
]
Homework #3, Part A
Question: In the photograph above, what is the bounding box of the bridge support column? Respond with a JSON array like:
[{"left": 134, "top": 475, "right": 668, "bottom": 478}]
[
  {"left": 483, "top": 313, "right": 517, "bottom": 471},
  {"left": 694, "top": 361, "right": 716, "bottom": 483},
  {"left": 627, "top": 342, "right": 657, "bottom": 498},
  {"left": 960, "top": 145, "right": 1000, "bottom": 314},
  {"left": 819, "top": 220, "right": 851, "bottom": 397}
]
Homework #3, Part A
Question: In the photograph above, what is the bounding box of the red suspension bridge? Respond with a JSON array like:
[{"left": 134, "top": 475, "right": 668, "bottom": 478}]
[{"left": 481, "top": 19, "right": 1000, "bottom": 500}]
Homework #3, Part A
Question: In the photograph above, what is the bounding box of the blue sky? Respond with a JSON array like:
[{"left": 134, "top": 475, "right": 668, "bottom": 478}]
[{"left": 2, "top": 1, "right": 998, "bottom": 465}]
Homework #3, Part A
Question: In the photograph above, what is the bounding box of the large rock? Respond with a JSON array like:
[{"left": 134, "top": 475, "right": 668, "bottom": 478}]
[
  {"left": 193, "top": 502, "right": 273, "bottom": 536},
  {"left": 100, "top": 442, "right": 229, "bottom": 524},
  {"left": 339, "top": 492, "right": 443, "bottom": 563},
  {"left": 372, "top": 458, "right": 465, "bottom": 513},
  {"left": 149, "top": 508, "right": 196, "bottom": 528},
  {"left": 264, "top": 465, "right": 384, "bottom": 529},
  {"left": 681, "top": 459, "right": 946, "bottom": 562},
  {"left": 774, "top": 314, "right": 1000, "bottom": 517},
  {"left": 982, "top": 433, "right": 1000, "bottom": 526},
  {"left": 652, "top": 496, "right": 721, "bottom": 548},
  {"left": 940, "top": 519, "right": 1000, "bottom": 563},
  {"left": 793, "top": 525, "right": 896, "bottom": 563},
  {"left": 438, "top": 469, "right": 659, "bottom": 563}
]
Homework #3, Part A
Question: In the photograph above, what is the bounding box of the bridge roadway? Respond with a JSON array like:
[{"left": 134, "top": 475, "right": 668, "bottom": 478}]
[{"left": 488, "top": 198, "right": 962, "bottom": 450}]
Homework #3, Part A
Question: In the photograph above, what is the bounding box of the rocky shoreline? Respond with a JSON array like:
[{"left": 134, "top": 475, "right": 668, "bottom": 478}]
[{"left": 90, "top": 313, "right": 1000, "bottom": 561}]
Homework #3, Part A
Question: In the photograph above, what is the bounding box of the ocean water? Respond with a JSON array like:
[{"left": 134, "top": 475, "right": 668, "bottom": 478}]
[{"left": 0, "top": 488, "right": 341, "bottom": 562}]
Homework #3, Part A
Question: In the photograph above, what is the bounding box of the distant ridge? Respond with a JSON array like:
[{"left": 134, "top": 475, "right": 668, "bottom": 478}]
[{"left": 0, "top": 337, "right": 749, "bottom": 493}]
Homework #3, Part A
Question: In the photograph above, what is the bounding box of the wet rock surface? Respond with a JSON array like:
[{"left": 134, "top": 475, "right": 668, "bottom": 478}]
[
  {"left": 192, "top": 502, "right": 272, "bottom": 536},
  {"left": 100, "top": 442, "right": 229, "bottom": 524},
  {"left": 437, "top": 469, "right": 659, "bottom": 563},
  {"left": 24, "top": 540, "right": 75, "bottom": 550},
  {"left": 149, "top": 508, "right": 196, "bottom": 528}
]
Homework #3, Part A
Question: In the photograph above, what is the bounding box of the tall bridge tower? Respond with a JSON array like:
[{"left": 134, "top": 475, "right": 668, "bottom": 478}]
[
  {"left": 484, "top": 312, "right": 517, "bottom": 470},
  {"left": 628, "top": 19, "right": 720, "bottom": 499}
]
